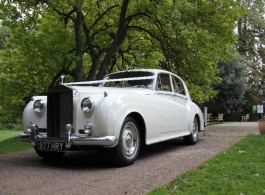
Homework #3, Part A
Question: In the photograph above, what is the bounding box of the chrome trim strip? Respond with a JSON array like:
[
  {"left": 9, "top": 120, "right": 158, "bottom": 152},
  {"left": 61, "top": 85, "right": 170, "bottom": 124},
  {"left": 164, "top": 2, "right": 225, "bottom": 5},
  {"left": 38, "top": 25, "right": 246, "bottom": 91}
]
[{"left": 70, "top": 136, "right": 117, "bottom": 146}]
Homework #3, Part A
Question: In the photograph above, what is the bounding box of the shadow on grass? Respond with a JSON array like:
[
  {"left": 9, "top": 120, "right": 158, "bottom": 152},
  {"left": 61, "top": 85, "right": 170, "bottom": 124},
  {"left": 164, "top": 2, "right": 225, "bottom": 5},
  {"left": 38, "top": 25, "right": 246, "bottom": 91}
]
[{"left": 0, "top": 136, "right": 32, "bottom": 155}]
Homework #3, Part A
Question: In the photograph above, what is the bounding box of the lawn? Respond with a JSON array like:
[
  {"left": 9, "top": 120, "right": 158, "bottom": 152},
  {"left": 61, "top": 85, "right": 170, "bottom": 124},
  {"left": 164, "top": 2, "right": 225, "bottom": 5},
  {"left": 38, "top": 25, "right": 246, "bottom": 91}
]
[
  {"left": 149, "top": 134, "right": 265, "bottom": 195},
  {"left": 0, "top": 130, "right": 33, "bottom": 155}
]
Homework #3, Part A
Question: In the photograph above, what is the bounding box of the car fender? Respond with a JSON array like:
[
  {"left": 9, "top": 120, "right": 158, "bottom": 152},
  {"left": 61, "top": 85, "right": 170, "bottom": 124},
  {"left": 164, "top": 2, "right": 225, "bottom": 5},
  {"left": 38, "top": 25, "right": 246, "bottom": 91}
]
[
  {"left": 103, "top": 93, "right": 142, "bottom": 139},
  {"left": 107, "top": 92, "right": 161, "bottom": 143},
  {"left": 22, "top": 96, "right": 47, "bottom": 133},
  {"left": 188, "top": 102, "right": 205, "bottom": 132}
]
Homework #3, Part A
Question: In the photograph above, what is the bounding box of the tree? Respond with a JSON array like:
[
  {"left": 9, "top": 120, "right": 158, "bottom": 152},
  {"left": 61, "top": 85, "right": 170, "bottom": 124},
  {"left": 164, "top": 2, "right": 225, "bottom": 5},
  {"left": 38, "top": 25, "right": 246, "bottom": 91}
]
[
  {"left": 205, "top": 54, "right": 248, "bottom": 116},
  {"left": 237, "top": 0, "right": 265, "bottom": 111},
  {"left": 0, "top": 25, "right": 10, "bottom": 50},
  {"left": 0, "top": 0, "right": 244, "bottom": 123}
]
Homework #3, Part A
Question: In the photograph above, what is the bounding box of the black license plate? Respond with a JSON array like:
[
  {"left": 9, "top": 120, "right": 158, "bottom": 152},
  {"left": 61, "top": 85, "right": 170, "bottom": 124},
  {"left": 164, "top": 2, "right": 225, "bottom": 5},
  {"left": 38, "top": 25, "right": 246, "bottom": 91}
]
[{"left": 37, "top": 141, "right": 66, "bottom": 151}]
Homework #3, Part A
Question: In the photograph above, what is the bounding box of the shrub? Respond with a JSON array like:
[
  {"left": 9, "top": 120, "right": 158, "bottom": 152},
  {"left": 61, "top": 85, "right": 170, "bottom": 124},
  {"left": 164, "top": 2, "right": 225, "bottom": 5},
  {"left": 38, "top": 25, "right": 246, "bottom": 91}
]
[{"left": 0, "top": 123, "right": 22, "bottom": 130}]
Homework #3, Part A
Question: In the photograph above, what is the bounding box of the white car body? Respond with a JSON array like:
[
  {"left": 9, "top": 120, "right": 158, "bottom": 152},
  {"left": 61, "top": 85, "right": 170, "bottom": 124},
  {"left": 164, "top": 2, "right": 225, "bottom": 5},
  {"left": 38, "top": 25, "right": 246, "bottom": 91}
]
[{"left": 19, "top": 69, "right": 205, "bottom": 166}]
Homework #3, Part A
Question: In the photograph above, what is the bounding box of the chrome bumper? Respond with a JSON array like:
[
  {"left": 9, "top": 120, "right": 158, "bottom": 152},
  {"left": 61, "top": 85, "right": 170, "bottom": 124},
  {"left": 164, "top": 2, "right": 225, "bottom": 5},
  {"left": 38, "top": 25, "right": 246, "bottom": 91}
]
[{"left": 18, "top": 123, "right": 118, "bottom": 148}]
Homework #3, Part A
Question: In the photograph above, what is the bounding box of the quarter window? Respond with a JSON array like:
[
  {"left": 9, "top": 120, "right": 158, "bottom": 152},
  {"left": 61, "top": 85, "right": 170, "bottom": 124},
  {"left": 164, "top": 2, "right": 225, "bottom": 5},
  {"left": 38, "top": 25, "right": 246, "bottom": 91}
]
[{"left": 172, "top": 76, "right": 186, "bottom": 95}]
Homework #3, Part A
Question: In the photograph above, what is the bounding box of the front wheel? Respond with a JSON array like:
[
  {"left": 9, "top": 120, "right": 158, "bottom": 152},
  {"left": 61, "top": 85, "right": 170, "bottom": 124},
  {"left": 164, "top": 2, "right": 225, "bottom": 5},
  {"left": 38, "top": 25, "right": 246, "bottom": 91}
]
[
  {"left": 111, "top": 117, "right": 140, "bottom": 166},
  {"left": 34, "top": 148, "right": 65, "bottom": 160},
  {"left": 183, "top": 117, "right": 199, "bottom": 145}
]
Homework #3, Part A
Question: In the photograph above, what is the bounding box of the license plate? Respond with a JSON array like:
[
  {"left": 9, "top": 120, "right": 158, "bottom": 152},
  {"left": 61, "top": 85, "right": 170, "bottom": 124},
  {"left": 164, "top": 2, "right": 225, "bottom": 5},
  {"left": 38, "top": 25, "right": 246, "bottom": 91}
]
[{"left": 37, "top": 141, "right": 66, "bottom": 151}]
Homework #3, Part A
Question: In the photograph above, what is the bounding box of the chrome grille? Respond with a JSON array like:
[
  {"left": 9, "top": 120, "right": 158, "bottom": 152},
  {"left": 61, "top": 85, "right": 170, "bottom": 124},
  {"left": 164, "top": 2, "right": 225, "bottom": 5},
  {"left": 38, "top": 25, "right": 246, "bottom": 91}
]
[{"left": 47, "top": 85, "right": 73, "bottom": 138}]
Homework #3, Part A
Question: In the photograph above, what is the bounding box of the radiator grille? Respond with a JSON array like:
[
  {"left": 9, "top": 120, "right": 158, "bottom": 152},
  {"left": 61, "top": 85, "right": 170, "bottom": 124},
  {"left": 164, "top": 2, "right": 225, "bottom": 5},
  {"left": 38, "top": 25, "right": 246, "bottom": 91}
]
[{"left": 47, "top": 85, "right": 73, "bottom": 138}]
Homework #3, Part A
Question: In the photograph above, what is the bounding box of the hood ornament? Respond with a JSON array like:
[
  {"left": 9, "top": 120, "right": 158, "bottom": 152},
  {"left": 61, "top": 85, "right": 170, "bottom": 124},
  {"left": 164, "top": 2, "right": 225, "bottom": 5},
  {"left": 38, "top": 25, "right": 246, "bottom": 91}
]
[{"left": 60, "top": 75, "right": 65, "bottom": 84}]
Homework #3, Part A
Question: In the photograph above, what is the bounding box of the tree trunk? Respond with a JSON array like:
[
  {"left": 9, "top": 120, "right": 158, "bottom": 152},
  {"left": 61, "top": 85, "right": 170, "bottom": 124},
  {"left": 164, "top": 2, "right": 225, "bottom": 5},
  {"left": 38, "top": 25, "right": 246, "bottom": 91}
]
[
  {"left": 86, "top": 57, "right": 100, "bottom": 81},
  {"left": 83, "top": 21, "right": 100, "bottom": 81},
  {"left": 73, "top": 8, "right": 83, "bottom": 82},
  {"left": 96, "top": 0, "right": 130, "bottom": 80}
]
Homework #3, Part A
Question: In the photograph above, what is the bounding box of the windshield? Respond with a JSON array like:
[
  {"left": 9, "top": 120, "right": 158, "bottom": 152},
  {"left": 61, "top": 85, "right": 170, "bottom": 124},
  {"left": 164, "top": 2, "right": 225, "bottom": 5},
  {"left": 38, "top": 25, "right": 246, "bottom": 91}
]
[{"left": 101, "top": 71, "right": 155, "bottom": 89}]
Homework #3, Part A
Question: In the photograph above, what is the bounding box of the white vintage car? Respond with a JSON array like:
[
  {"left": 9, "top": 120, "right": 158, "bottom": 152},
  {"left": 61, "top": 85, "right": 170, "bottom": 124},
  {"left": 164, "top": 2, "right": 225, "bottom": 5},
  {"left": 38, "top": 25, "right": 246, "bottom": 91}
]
[{"left": 19, "top": 69, "right": 205, "bottom": 166}]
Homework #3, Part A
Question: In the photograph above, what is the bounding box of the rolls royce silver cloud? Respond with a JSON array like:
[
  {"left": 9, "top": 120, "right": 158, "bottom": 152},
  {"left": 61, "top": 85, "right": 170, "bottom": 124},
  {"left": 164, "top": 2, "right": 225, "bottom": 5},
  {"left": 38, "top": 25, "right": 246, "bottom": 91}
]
[{"left": 19, "top": 69, "right": 205, "bottom": 166}]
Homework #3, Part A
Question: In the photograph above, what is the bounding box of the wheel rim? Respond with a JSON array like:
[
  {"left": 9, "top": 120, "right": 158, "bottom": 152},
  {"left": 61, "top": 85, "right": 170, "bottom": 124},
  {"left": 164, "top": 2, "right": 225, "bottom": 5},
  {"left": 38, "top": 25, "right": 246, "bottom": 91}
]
[
  {"left": 121, "top": 122, "right": 139, "bottom": 157},
  {"left": 192, "top": 118, "right": 199, "bottom": 141}
]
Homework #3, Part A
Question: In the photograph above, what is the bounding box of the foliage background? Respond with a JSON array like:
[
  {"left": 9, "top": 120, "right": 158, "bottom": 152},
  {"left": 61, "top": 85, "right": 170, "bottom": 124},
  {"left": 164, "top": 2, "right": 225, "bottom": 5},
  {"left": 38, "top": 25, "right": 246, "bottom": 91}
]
[{"left": 0, "top": 0, "right": 264, "bottom": 123}]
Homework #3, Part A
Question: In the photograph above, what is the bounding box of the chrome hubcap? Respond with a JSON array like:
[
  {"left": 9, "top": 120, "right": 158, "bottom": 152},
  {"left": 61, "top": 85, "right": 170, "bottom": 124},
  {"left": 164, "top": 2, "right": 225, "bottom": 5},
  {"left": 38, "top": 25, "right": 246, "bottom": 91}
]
[
  {"left": 121, "top": 122, "right": 138, "bottom": 157},
  {"left": 192, "top": 118, "right": 199, "bottom": 140}
]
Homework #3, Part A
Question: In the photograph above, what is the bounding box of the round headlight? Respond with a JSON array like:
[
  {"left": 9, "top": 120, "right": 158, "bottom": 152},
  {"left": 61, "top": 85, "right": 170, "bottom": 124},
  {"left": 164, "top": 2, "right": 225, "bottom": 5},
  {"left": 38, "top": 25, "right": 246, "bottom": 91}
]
[
  {"left": 81, "top": 97, "right": 94, "bottom": 114},
  {"left": 33, "top": 99, "right": 44, "bottom": 114}
]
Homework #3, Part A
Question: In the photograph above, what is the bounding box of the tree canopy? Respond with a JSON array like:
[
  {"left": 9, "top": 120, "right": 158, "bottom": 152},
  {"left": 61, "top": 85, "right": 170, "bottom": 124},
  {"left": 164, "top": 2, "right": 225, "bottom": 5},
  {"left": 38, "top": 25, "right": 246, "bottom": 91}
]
[
  {"left": 0, "top": 0, "right": 244, "bottom": 123},
  {"left": 205, "top": 54, "right": 248, "bottom": 115},
  {"left": 237, "top": 0, "right": 265, "bottom": 111}
]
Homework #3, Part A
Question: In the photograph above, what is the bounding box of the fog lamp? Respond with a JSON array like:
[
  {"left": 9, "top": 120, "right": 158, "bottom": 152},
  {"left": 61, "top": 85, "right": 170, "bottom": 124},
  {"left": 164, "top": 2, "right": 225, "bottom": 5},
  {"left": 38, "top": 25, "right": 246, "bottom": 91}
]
[
  {"left": 84, "top": 122, "right": 93, "bottom": 135},
  {"left": 66, "top": 124, "right": 74, "bottom": 134},
  {"left": 27, "top": 126, "right": 32, "bottom": 133}
]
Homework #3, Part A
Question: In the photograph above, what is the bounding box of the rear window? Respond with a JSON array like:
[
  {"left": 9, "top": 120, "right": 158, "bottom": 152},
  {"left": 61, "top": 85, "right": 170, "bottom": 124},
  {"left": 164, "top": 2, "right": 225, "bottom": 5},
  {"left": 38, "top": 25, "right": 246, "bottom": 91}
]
[{"left": 104, "top": 71, "right": 154, "bottom": 80}]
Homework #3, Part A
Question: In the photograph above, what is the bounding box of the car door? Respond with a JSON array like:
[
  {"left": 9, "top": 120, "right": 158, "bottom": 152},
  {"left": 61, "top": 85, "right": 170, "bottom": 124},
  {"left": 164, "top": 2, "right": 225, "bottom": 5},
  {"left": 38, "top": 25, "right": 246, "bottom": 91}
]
[
  {"left": 170, "top": 74, "right": 189, "bottom": 132},
  {"left": 154, "top": 73, "right": 188, "bottom": 141}
]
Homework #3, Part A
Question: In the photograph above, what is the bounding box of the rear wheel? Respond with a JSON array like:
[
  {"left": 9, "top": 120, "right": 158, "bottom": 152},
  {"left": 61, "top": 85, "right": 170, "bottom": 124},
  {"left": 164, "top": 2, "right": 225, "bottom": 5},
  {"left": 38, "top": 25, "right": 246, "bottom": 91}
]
[
  {"left": 34, "top": 148, "right": 65, "bottom": 160},
  {"left": 111, "top": 117, "right": 140, "bottom": 166},
  {"left": 183, "top": 117, "right": 199, "bottom": 145}
]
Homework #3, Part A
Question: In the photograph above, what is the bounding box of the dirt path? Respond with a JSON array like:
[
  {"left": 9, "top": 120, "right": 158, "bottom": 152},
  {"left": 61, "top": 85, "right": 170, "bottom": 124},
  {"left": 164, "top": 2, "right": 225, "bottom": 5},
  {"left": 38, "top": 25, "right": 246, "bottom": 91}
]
[{"left": 0, "top": 122, "right": 259, "bottom": 195}]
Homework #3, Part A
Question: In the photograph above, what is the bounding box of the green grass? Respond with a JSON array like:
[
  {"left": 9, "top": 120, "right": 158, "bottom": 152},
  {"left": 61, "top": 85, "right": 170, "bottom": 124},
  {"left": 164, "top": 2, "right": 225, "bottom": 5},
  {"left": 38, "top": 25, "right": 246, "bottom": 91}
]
[
  {"left": 0, "top": 130, "right": 33, "bottom": 155},
  {"left": 149, "top": 134, "right": 265, "bottom": 195},
  {"left": 208, "top": 121, "right": 238, "bottom": 125}
]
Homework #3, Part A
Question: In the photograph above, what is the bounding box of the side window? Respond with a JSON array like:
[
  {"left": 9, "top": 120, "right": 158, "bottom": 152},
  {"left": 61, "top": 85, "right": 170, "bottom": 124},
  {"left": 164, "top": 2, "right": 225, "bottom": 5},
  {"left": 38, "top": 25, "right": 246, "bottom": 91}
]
[
  {"left": 155, "top": 74, "right": 172, "bottom": 92},
  {"left": 172, "top": 76, "right": 186, "bottom": 95}
]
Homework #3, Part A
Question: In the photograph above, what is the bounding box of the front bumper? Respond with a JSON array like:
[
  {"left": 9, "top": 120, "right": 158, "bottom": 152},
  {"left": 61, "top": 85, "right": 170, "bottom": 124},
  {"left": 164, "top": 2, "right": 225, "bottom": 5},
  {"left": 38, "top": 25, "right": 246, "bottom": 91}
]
[{"left": 19, "top": 123, "right": 118, "bottom": 148}]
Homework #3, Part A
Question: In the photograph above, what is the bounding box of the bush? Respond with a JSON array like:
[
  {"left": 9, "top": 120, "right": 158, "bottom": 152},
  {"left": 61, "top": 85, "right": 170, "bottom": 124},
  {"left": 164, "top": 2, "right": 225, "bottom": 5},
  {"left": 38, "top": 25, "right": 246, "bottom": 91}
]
[{"left": 0, "top": 123, "right": 22, "bottom": 130}]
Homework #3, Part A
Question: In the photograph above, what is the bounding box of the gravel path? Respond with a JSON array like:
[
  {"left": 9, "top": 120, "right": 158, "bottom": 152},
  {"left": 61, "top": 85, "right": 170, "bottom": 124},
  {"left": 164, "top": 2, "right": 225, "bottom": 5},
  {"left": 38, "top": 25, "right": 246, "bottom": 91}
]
[{"left": 0, "top": 122, "right": 259, "bottom": 195}]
